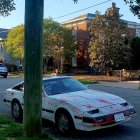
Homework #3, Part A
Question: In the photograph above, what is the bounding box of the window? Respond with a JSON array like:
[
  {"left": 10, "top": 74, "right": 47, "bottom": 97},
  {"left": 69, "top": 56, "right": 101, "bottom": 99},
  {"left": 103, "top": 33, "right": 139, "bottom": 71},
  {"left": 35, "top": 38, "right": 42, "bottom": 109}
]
[
  {"left": 136, "top": 31, "right": 140, "bottom": 37},
  {"left": 12, "top": 82, "right": 24, "bottom": 91},
  {"left": 72, "top": 28, "right": 77, "bottom": 38},
  {"left": 43, "top": 77, "right": 86, "bottom": 95},
  {"left": 72, "top": 57, "right": 77, "bottom": 67}
]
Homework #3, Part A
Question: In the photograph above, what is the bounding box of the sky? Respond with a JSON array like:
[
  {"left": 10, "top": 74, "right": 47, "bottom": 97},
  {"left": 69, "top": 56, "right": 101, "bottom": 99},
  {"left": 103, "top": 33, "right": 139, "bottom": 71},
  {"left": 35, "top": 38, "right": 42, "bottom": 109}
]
[{"left": 0, "top": 0, "right": 140, "bottom": 29}]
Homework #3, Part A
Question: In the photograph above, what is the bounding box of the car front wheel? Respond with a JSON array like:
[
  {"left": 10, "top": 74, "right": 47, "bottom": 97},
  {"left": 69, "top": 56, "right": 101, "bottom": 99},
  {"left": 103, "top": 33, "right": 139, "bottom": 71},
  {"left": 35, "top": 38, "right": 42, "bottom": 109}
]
[
  {"left": 11, "top": 100, "right": 23, "bottom": 122},
  {"left": 56, "top": 110, "right": 75, "bottom": 135}
]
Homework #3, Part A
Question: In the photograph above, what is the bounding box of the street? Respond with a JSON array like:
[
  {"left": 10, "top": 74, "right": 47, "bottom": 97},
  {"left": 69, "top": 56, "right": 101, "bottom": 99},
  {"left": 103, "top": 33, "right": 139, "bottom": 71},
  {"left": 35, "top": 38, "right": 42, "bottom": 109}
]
[
  {"left": 0, "top": 77, "right": 140, "bottom": 139},
  {"left": 0, "top": 77, "right": 23, "bottom": 117}
]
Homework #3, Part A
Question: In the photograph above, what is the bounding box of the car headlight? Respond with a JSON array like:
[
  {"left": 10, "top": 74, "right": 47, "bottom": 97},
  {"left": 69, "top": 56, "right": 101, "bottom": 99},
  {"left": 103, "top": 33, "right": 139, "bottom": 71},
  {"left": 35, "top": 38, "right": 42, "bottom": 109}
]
[
  {"left": 87, "top": 108, "right": 99, "bottom": 114},
  {"left": 120, "top": 102, "right": 128, "bottom": 107}
]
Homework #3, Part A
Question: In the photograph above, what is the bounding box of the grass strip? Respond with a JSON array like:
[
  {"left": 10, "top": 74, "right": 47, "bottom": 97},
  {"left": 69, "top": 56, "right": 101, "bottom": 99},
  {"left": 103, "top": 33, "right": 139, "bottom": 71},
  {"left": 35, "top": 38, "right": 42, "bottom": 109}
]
[{"left": 78, "top": 79, "right": 99, "bottom": 84}]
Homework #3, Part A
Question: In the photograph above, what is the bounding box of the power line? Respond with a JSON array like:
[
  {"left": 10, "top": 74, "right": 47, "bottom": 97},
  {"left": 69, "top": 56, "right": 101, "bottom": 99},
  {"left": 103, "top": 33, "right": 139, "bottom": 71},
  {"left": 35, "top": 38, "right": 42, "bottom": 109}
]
[{"left": 54, "top": 0, "right": 112, "bottom": 20}]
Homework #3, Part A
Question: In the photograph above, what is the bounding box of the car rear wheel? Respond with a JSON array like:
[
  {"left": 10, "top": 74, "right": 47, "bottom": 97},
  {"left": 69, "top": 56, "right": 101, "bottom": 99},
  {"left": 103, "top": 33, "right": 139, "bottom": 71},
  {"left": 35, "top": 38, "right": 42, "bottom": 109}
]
[
  {"left": 11, "top": 100, "right": 23, "bottom": 122},
  {"left": 56, "top": 110, "right": 75, "bottom": 135},
  {"left": 3, "top": 74, "right": 7, "bottom": 78}
]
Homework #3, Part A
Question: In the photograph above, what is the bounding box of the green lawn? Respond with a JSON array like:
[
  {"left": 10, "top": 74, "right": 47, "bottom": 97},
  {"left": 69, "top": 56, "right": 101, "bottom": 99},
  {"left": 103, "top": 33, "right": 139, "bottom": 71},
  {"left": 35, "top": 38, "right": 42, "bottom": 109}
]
[
  {"left": 78, "top": 79, "right": 99, "bottom": 84},
  {"left": 0, "top": 116, "right": 55, "bottom": 140}
]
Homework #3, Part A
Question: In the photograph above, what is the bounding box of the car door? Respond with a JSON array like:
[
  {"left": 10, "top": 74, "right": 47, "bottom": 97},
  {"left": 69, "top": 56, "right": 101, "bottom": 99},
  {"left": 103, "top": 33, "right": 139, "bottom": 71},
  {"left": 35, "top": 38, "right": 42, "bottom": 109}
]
[
  {"left": 6, "top": 83, "right": 24, "bottom": 107},
  {"left": 42, "top": 90, "right": 55, "bottom": 122}
]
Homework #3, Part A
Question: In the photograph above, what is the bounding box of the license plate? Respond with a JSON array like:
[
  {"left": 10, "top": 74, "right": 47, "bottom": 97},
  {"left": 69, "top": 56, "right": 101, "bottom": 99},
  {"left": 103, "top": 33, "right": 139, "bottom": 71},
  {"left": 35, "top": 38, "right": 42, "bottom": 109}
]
[{"left": 114, "top": 113, "right": 125, "bottom": 122}]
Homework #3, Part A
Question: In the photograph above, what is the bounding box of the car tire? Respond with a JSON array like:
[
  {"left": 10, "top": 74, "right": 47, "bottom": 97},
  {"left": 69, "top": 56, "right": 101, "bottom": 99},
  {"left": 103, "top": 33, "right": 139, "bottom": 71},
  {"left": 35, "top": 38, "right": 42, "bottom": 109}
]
[
  {"left": 55, "top": 110, "right": 75, "bottom": 135},
  {"left": 3, "top": 74, "right": 7, "bottom": 78},
  {"left": 11, "top": 100, "right": 23, "bottom": 122}
]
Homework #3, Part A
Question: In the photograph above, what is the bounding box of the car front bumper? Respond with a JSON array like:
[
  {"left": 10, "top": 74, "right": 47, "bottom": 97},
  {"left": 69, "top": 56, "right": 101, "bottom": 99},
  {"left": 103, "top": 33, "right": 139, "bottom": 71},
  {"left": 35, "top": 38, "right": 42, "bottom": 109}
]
[{"left": 74, "top": 108, "right": 136, "bottom": 131}]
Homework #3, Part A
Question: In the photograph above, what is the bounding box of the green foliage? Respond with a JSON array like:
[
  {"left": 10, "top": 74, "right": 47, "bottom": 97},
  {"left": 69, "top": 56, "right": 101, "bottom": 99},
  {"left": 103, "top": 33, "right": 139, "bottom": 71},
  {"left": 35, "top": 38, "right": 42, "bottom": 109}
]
[
  {"left": 0, "top": 116, "right": 23, "bottom": 138},
  {"left": 0, "top": 115, "right": 55, "bottom": 140},
  {"left": 131, "top": 37, "right": 140, "bottom": 69},
  {"left": 124, "top": 0, "right": 140, "bottom": 19},
  {"left": 0, "top": 0, "right": 15, "bottom": 16},
  {"left": 5, "top": 19, "right": 75, "bottom": 70},
  {"left": 15, "top": 135, "right": 55, "bottom": 140},
  {"left": 89, "top": 10, "right": 131, "bottom": 71},
  {"left": 0, "top": 116, "right": 12, "bottom": 124},
  {"left": 3, "top": 123, "right": 23, "bottom": 137},
  {"left": 78, "top": 79, "right": 98, "bottom": 84},
  {"left": 43, "top": 18, "right": 75, "bottom": 66},
  {"left": 63, "top": 28, "right": 76, "bottom": 62},
  {"left": 5, "top": 25, "right": 24, "bottom": 61}
]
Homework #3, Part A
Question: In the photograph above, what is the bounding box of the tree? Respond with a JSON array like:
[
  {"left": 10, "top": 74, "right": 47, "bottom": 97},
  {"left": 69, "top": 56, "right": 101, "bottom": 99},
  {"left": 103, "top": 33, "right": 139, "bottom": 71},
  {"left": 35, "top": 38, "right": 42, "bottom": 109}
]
[
  {"left": 74, "top": 0, "right": 78, "bottom": 2},
  {"left": 5, "top": 19, "right": 75, "bottom": 71},
  {"left": 0, "top": 0, "right": 15, "bottom": 16},
  {"left": 89, "top": 8, "right": 131, "bottom": 72},
  {"left": 5, "top": 25, "right": 24, "bottom": 64},
  {"left": 124, "top": 0, "right": 140, "bottom": 18},
  {"left": 43, "top": 18, "right": 75, "bottom": 71},
  {"left": 131, "top": 37, "right": 140, "bottom": 69}
]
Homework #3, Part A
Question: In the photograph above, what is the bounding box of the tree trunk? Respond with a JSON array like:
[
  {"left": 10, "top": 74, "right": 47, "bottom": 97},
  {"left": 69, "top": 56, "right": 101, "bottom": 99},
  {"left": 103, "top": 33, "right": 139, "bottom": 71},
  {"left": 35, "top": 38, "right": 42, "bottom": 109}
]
[{"left": 24, "top": 0, "right": 44, "bottom": 137}]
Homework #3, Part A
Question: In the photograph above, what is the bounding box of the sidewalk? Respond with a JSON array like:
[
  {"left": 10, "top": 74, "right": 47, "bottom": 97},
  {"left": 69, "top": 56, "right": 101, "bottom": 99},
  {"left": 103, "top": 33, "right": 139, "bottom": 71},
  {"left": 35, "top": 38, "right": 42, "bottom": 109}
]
[{"left": 98, "top": 81, "right": 140, "bottom": 90}]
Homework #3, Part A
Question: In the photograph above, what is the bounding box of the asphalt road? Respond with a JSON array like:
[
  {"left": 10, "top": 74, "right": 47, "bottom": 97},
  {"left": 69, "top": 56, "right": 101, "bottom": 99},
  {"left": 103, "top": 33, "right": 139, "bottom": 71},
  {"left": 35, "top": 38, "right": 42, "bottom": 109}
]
[
  {"left": 0, "top": 77, "right": 23, "bottom": 117},
  {"left": 0, "top": 77, "right": 140, "bottom": 140}
]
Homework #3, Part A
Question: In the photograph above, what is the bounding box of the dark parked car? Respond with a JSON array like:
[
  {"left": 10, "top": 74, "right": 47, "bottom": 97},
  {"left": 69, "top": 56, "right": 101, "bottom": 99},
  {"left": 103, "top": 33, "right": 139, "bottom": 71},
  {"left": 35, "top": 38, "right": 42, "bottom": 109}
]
[{"left": 0, "top": 63, "right": 8, "bottom": 78}]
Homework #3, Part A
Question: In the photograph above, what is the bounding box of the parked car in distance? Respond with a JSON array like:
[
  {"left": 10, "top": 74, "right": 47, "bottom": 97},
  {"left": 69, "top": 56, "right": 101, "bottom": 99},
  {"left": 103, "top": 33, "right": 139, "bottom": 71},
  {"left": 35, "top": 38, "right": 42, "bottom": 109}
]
[
  {"left": 0, "top": 63, "right": 8, "bottom": 78},
  {"left": 4, "top": 76, "right": 136, "bottom": 135}
]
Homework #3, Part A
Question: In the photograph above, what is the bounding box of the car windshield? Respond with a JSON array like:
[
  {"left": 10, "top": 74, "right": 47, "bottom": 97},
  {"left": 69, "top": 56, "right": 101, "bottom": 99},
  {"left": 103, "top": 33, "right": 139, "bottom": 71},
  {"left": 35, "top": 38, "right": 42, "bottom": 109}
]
[
  {"left": 0, "top": 64, "right": 5, "bottom": 67},
  {"left": 43, "top": 77, "right": 87, "bottom": 95}
]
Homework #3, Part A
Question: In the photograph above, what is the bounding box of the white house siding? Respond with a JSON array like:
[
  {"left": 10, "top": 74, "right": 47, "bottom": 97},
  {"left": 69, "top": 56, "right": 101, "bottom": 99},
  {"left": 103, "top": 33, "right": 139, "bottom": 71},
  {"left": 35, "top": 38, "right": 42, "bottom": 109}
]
[{"left": 0, "top": 28, "right": 19, "bottom": 65}]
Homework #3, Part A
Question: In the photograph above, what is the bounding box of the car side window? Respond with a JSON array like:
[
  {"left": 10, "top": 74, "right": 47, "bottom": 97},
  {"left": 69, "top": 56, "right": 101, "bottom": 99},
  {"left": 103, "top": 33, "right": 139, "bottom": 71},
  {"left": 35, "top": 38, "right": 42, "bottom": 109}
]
[{"left": 12, "top": 83, "right": 24, "bottom": 91}]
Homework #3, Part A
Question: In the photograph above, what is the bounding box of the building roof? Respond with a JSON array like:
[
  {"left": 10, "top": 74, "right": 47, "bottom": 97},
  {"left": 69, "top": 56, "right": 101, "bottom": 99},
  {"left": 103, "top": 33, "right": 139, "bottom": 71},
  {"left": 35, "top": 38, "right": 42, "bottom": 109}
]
[
  {"left": 61, "top": 13, "right": 96, "bottom": 25},
  {"left": 61, "top": 12, "right": 140, "bottom": 30},
  {"left": 72, "top": 13, "right": 96, "bottom": 21}
]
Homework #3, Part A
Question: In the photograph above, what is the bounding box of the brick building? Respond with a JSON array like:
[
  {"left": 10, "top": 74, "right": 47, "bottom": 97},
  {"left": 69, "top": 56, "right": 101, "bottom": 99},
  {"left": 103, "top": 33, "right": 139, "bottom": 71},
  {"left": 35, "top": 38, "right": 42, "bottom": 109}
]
[
  {"left": 61, "top": 3, "right": 140, "bottom": 69},
  {"left": 61, "top": 13, "right": 95, "bottom": 69}
]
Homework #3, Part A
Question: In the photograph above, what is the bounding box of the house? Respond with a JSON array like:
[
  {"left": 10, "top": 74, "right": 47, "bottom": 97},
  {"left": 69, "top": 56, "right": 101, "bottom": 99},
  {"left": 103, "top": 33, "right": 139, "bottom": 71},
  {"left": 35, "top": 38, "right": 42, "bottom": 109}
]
[
  {"left": 61, "top": 13, "right": 95, "bottom": 69},
  {"left": 0, "top": 28, "right": 19, "bottom": 70},
  {"left": 61, "top": 3, "right": 140, "bottom": 69}
]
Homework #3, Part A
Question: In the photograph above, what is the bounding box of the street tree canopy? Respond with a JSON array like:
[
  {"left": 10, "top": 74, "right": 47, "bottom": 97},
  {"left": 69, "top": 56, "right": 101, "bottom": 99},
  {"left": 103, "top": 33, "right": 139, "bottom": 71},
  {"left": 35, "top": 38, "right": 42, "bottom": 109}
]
[
  {"left": 131, "top": 37, "right": 140, "bottom": 69},
  {"left": 89, "top": 8, "right": 131, "bottom": 71},
  {"left": 43, "top": 18, "right": 75, "bottom": 68},
  {"left": 73, "top": 0, "right": 78, "bottom": 3},
  {"left": 0, "top": 0, "right": 15, "bottom": 16},
  {"left": 124, "top": 0, "right": 140, "bottom": 18},
  {"left": 5, "top": 20, "right": 75, "bottom": 68},
  {"left": 5, "top": 25, "right": 24, "bottom": 61}
]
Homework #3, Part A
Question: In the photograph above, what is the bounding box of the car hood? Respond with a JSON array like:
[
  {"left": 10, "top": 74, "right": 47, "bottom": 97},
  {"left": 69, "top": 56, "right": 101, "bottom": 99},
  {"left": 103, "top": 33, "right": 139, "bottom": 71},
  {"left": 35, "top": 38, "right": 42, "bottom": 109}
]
[{"left": 52, "top": 89, "right": 126, "bottom": 111}]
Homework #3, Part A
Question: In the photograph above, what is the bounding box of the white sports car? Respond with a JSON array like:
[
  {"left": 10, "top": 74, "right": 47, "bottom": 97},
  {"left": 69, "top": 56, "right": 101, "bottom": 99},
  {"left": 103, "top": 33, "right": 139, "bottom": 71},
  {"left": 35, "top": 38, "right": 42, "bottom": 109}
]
[{"left": 4, "top": 76, "right": 136, "bottom": 134}]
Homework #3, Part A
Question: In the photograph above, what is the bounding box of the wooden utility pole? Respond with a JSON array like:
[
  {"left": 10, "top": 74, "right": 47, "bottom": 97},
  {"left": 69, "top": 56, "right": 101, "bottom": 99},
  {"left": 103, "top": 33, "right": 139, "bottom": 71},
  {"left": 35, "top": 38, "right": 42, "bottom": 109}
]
[{"left": 24, "top": 0, "right": 44, "bottom": 137}]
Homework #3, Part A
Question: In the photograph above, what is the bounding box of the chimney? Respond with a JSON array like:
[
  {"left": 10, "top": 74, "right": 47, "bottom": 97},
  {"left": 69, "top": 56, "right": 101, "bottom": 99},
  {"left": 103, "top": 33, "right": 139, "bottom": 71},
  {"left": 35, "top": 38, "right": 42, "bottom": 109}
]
[{"left": 112, "top": 2, "right": 116, "bottom": 8}]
